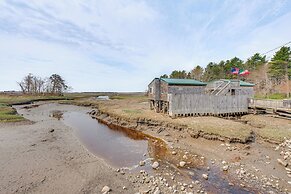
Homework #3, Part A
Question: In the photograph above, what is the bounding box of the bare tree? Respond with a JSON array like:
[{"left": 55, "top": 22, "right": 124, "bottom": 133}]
[
  {"left": 18, "top": 73, "right": 70, "bottom": 95},
  {"left": 17, "top": 73, "right": 34, "bottom": 94}
]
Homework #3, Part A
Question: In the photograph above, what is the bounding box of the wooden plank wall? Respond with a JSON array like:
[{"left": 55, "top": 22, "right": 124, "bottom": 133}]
[{"left": 168, "top": 94, "right": 249, "bottom": 117}]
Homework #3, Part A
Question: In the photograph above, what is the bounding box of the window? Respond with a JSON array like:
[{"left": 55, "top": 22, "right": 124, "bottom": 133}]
[
  {"left": 231, "top": 89, "right": 235, "bottom": 95},
  {"left": 149, "top": 87, "right": 153, "bottom": 94}
]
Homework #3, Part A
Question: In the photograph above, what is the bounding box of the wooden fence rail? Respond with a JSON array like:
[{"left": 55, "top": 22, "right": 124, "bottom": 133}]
[{"left": 249, "top": 99, "right": 291, "bottom": 110}]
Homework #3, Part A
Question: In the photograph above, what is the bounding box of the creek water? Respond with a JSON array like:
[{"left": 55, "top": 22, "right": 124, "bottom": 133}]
[
  {"left": 62, "top": 111, "right": 149, "bottom": 168},
  {"left": 62, "top": 111, "right": 258, "bottom": 193}
]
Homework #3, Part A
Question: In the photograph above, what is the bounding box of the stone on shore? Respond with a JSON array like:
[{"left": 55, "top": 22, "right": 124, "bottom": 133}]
[
  {"left": 179, "top": 161, "right": 186, "bottom": 167},
  {"left": 277, "top": 159, "right": 288, "bottom": 167},
  {"left": 202, "top": 174, "right": 208, "bottom": 180},
  {"left": 101, "top": 186, "right": 111, "bottom": 193},
  {"left": 152, "top": 161, "right": 159, "bottom": 169}
]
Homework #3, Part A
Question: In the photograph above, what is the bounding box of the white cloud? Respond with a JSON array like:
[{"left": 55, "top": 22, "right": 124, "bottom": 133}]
[{"left": 0, "top": 0, "right": 291, "bottom": 91}]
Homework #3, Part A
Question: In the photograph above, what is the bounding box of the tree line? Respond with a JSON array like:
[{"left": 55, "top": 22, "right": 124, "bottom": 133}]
[
  {"left": 17, "top": 73, "right": 70, "bottom": 95},
  {"left": 161, "top": 46, "right": 291, "bottom": 84}
]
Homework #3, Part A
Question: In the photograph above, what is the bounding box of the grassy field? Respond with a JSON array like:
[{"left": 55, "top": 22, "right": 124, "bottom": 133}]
[
  {"left": 0, "top": 103, "right": 24, "bottom": 122},
  {"left": 255, "top": 93, "right": 290, "bottom": 100},
  {"left": 242, "top": 114, "right": 291, "bottom": 143}
]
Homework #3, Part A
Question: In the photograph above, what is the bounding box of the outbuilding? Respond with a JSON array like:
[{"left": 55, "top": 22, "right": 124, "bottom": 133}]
[{"left": 148, "top": 78, "right": 255, "bottom": 117}]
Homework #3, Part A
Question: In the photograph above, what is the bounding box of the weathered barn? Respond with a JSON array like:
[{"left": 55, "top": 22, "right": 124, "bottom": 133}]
[
  {"left": 148, "top": 78, "right": 207, "bottom": 113},
  {"left": 148, "top": 78, "right": 255, "bottom": 117}
]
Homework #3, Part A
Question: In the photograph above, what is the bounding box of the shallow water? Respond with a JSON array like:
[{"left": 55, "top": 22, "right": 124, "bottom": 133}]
[
  {"left": 188, "top": 167, "right": 256, "bottom": 194},
  {"left": 62, "top": 111, "right": 259, "bottom": 193},
  {"left": 62, "top": 111, "right": 149, "bottom": 168}
]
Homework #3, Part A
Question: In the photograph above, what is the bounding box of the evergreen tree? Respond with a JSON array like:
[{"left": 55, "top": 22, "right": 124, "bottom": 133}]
[{"left": 268, "top": 46, "right": 291, "bottom": 80}]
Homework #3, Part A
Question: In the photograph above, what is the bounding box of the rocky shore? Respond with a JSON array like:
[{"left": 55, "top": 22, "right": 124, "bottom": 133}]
[{"left": 89, "top": 109, "right": 291, "bottom": 193}]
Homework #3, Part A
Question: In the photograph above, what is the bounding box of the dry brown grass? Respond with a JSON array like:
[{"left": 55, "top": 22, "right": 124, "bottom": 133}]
[
  {"left": 73, "top": 95, "right": 253, "bottom": 141},
  {"left": 242, "top": 114, "right": 291, "bottom": 142}
]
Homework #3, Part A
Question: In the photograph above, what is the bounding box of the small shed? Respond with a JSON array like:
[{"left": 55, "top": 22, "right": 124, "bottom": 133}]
[{"left": 148, "top": 78, "right": 207, "bottom": 113}]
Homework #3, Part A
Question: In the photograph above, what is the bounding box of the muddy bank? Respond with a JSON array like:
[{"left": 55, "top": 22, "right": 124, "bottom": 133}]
[
  {"left": 89, "top": 109, "right": 253, "bottom": 144},
  {"left": 89, "top": 109, "right": 291, "bottom": 193}
]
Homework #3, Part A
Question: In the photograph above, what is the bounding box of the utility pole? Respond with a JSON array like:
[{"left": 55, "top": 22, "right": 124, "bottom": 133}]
[{"left": 287, "top": 54, "right": 291, "bottom": 98}]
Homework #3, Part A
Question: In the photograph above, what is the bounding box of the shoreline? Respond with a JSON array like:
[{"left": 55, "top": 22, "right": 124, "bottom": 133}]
[{"left": 0, "top": 102, "right": 290, "bottom": 193}]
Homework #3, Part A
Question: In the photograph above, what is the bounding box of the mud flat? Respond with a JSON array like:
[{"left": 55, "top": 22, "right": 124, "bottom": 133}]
[{"left": 0, "top": 103, "right": 137, "bottom": 194}]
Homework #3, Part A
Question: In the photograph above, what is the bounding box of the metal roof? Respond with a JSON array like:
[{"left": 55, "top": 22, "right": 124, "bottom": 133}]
[
  {"left": 161, "top": 78, "right": 207, "bottom": 86},
  {"left": 239, "top": 80, "right": 255, "bottom": 87}
]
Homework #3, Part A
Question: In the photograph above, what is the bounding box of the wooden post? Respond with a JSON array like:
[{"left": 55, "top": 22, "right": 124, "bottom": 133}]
[{"left": 286, "top": 60, "right": 290, "bottom": 98}]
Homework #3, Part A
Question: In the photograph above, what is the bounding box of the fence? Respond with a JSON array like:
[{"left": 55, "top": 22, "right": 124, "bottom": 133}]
[
  {"left": 168, "top": 94, "right": 249, "bottom": 117},
  {"left": 249, "top": 99, "right": 291, "bottom": 109}
]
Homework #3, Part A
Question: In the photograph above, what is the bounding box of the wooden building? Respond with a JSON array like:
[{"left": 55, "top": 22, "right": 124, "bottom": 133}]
[
  {"left": 148, "top": 78, "right": 255, "bottom": 117},
  {"left": 148, "top": 78, "right": 207, "bottom": 113}
]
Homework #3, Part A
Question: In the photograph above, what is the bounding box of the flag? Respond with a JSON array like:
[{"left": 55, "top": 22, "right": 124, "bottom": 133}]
[
  {"left": 231, "top": 67, "right": 239, "bottom": 75},
  {"left": 239, "top": 69, "right": 250, "bottom": 76}
]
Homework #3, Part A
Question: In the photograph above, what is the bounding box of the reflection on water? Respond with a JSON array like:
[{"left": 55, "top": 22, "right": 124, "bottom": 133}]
[{"left": 63, "top": 112, "right": 150, "bottom": 167}]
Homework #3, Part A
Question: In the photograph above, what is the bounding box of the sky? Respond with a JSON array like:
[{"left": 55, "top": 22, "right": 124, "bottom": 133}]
[{"left": 0, "top": 0, "right": 291, "bottom": 92}]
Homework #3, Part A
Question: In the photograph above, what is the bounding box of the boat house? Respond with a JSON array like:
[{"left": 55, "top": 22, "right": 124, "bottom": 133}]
[{"left": 148, "top": 78, "right": 255, "bottom": 117}]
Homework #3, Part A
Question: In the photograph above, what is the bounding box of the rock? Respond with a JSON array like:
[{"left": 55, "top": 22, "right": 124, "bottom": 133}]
[
  {"left": 139, "top": 160, "right": 145, "bottom": 166},
  {"left": 277, "top": 159, "right": 288, "bottom": 167},
  {"left": 101, "top": 186, "right": 111, "bottom": 193},
  {"left": 122, "top": 186, "right": 127, "bottom": 190},
  {"left": 49, "top": 129, "right": 54, "bottom": 133},
  {"left": 183, "top": 155, "right": 188, "bottom": 159},
  {"left": 188, "top": 171, "right": 195, "bottom": 176},
  {"left": 222, "top": 165, "right": 229, "bottom": 171},
  {"left": 180, "top": 186, "right": 185, "bottom": 191},
  {"left": 179, "top": 161, "right": 186, "bottom": 167},
  {"left": 202, "top": 174, "right": 208, "bottom": 180},
  {"left": 222, "top": 161, "right": 227, "bottom": 165},
  {"left": 172, "top": 151, "right": 177, "bottom": 155},
  {"left": 153, "top": 187, "right": 161, "bottom": 194},
  {"left": 140, "top": 187, "right": 151, "bottom": 194},
  {"left": 152, "top": 161, "right": 159, "bottom": 169},
  {"left": 243, "top": 145, "right": 250, "bottom": 150}
]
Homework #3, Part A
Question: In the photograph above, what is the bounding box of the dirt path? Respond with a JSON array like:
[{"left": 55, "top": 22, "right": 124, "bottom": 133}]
[{"left": 0, "top": 103, "right": 136, "bottom": 194}]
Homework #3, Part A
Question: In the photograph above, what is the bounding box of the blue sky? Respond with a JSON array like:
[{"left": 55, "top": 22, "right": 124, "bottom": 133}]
[{"left": 0, "top": 0, "right": 291, "bottom": 92}]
